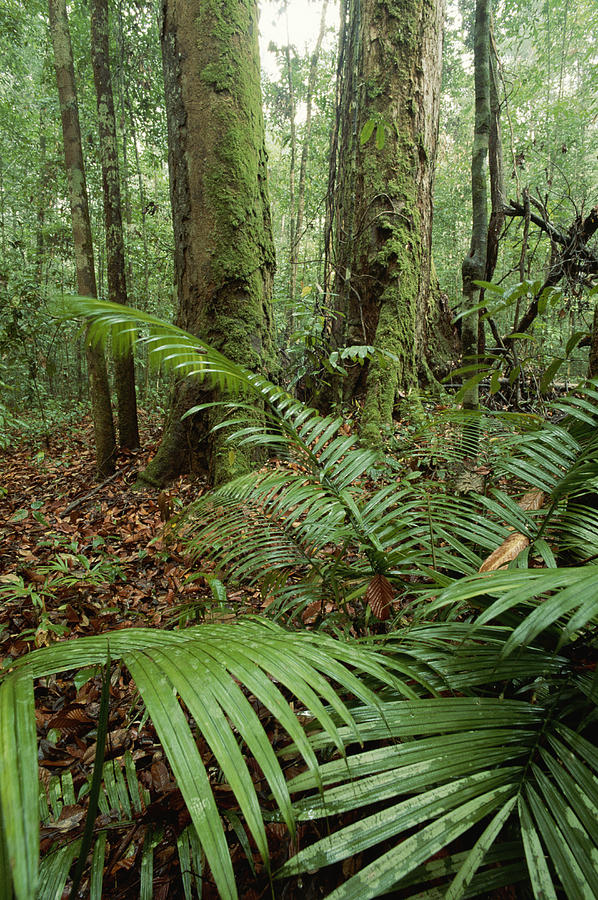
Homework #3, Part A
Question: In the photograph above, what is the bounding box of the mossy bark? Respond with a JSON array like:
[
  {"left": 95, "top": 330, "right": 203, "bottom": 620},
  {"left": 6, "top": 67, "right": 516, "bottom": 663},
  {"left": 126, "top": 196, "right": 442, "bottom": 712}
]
[
  {"left": 48, "top": 0, "right": 116, "bottom": 478},
  {"left": 139, "top": 0, "right": 275, "bottom": 488},
  {"left": 329, "top": 0, "right": 452, "bottom": 442},
  {"left": 91, "top": 0, "right": 139, "bottom": 450}
]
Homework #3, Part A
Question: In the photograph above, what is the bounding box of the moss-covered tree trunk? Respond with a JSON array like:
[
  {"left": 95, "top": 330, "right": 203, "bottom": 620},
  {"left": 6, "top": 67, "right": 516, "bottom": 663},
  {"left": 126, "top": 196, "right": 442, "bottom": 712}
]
[
  {"left": 139, "top": 0, "right": 275, "bottom": 488},
  {"left": 328, "top": 0, "right": 451, "bottom": 441},
  {"left": 90, "top": 0, "right": 139, "bottom": 450},
  {"left": 48, "top": 0, "right": 116, "bottom": 478},
  {"left": 461, "top": 0, "right": 490, "bottom": 419}
]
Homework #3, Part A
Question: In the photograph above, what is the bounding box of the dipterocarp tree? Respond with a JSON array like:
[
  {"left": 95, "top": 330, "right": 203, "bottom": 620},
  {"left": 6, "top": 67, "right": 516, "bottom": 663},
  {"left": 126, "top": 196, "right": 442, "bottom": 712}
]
[
  {"left": 138, "top": 0, "right": 275, "bottom": 488},
  {"left": 326, "top": 0, "right": 455, "bottom": 440},
  {"left": 48, "top": 0, "right": 116, "bottom": 478},
  {"left": 90, "top": 0, "right": 139, "bottom": 450}
]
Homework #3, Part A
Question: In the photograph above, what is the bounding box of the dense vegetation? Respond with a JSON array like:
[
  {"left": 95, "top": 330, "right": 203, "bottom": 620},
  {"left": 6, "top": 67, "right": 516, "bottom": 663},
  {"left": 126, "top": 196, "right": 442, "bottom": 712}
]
[{"left": 0, "top": 0, "right": 597, "bottom": 897}]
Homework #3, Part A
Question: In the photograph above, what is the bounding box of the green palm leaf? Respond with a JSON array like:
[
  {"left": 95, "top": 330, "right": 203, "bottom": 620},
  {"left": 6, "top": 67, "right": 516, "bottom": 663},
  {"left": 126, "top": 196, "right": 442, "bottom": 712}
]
[
  {"left": 1, "top": 619, "right": 417, "bottom": 900},
  {"left": 0, "top": 672, "right": 38, "bottom": 899},
  {"left": 428, "top": 566, "right": 598, "bottom": 653}
]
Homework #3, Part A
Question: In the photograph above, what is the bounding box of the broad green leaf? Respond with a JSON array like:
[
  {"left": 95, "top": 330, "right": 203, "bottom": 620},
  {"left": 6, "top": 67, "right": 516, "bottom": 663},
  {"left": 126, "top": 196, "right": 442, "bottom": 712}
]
[
  {"left": 38, "top": 843, "right": 79, "bottom": 900},
  {"left": 89, "top": 833, "right": 106, "bottom": 900},
  {"left": 525, "top": 785, "right": 589, "bottom": 899},
  {"left": 280, "top": 769, "right": 519, "bottom": 875},
  {"left": 125, "top": 652, "right": 237, "bottom": 900},
  {"left": 540, "top": 357, "right": 564, "bottom": 394},
  {"left": 565, "top": 331, "right": 587, "bottom": 356},
  {"left": 325, "top": 784, "right": 516, "bottom": 900},
  {"left": 519, "top": 795, "right": 558, "bottom": 900},
  {"left": 0, "top": 673, "right": 38, "bottom": 899},
  {"left": 359, "top": 119, "right": 375, "bottom": 145},
  {"left": 532, "top": 763, "right": 598, "bottom": 894},
  {"left": 472, "top": 280, "right": 505, "bottom": 294}
]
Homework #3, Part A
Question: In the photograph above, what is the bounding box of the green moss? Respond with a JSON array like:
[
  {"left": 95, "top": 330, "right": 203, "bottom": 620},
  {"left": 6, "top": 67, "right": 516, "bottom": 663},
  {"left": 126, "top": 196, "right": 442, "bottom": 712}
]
[{"left": 140, "top": 0, "right": 275, "bottom": 488}]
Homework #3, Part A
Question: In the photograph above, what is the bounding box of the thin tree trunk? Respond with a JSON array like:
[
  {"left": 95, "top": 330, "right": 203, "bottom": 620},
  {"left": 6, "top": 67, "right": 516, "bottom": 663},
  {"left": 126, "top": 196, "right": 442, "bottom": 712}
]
[
  {"left": 0, "top": 155, "right": 5, "bottom": 257},
  {"left": 461, "top": 0, "right": 490, "bottom": 426},
  {"left": 295, "top": 0, "right": 328, "bottom": 294},
  {"left": 284, "top": 17, "right": 297, "bottom": 311},
  {"left": 478, "top": 20, "right": 504, "bottom": 359},
  {"left": 116, "top": 0, "right": 150, "bottom": 307},
  {"left": 36, "top": 112, "right": 47, "bottom": 283},
  {"left": 48, "top": 0, "right": 116, "bottom": 478},
  {"left": 91, "top": 0, "right": 139, "bottom": 449}
]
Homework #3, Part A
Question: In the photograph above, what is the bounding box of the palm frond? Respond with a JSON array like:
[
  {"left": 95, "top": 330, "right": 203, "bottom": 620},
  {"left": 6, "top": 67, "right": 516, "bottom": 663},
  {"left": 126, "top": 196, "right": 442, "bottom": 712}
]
[
  {"left": 0, "top": 619, "right": 426, "bottom": 900},
  {"left": 57, "top": 295, "right": 255, "bottom": 395},
  {"left": 427, "top": 565, "right": 598, "bottom": 653},
  {"left": 278, "top": 678, "right": 598, "bottom": 898}
]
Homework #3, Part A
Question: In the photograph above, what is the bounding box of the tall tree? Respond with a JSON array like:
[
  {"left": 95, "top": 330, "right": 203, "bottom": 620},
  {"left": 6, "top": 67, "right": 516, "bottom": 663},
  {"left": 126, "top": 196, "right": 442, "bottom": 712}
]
[
  {"left": 327, "top": 0, "right": 452, "bottom": 441},
  {"left": 90, "top": 0, "right": 139, "bottom": 449},
  {"left": 48, "top": 0, "right": 116, "bottom": 477},
  {"left": 460, "top": 0, "right": 490, "bottom": 419},
  {"left": 139, "top": 0, "right": 275, "bottom": 487}
]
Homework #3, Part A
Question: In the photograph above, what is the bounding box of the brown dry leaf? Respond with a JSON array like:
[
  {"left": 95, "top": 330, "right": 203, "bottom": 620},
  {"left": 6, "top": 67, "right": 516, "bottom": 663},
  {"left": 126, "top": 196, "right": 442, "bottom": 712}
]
[
  {"left": 519, "top": 489, "right": 545, "bottom": 511},
  {"left": 479, "top": 532, "right": 530, "bottom": 572},
  {"left": 151, "top": 760, "right": 174, "bottom": 792},
  {"left": 0, "top": 573, "right": 20, "bottom": 585},
  {"left": 40, "top": 805, "right": 86, "bottom": 835},
  {"left": 479, "top": 489, "right": 546, "bottom": 572},
  {"left": 48, "top": 704, "right": 94, "bottom": 734},
  {"left": 366, "top": 573, "right": 394, "bottom": 621},
  {"left": 302, "top": 600, "right": 323, "bottom": 623}
]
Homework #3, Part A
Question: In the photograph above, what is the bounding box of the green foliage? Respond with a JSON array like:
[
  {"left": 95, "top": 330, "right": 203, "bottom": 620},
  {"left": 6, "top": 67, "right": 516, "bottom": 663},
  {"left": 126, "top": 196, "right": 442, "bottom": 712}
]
[
  {"left": 0, "top": 0, "right": 173, "bottom": 419},
  {"left": 5, "top": 287, "right": 598, "bottom": 897},
  {"left": 453, "top": 278, "right": 596, "bottom": 400},
  {"left": 434, "top": 0, "right": 598, "bottom": 383},
  {"left": 0, "top": 619, "right": 407, "bottom": 900}
]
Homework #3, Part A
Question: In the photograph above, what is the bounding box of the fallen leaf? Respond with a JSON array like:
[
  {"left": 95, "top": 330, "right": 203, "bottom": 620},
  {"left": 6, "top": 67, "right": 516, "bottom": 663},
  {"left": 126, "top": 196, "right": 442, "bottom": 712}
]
[
  {"left": 479, "top": 532, "right": 530, "bottom": 572},
  {"left": 366, "top": 573, "right": 394, "bottom": 620}
]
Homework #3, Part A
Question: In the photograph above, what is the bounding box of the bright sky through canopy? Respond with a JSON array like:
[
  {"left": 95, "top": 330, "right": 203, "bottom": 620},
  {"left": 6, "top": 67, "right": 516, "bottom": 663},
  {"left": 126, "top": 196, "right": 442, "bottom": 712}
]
[{"left": 258, "top": 0, "right": 338, "bottom": 78}]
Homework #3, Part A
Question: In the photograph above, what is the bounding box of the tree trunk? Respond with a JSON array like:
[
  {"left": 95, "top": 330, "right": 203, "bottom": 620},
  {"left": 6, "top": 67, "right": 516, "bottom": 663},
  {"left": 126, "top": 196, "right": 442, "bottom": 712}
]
[
  {"left": 328, "top": 0, "right": 449, "bottom": 441},
  {"left": 461, "top": 0, "right": 490, "bottom": 422},
  {"left": 139, "top": 0, "right": 275, "bottom": 488},
  {"left": 36, "top": 112, "right": 47, "bottom": 284},
  {"left": 90, "top": 0, "right": 139, "bottom": 450},
  {"left": 48, "top": 0, "right": 116, "bottom": 478},
  {"left": 116, "top": 0, "right": 150, "bottom": 308},
  {"left": 295, "top": 0, "right": 328, "bottom": 291}
]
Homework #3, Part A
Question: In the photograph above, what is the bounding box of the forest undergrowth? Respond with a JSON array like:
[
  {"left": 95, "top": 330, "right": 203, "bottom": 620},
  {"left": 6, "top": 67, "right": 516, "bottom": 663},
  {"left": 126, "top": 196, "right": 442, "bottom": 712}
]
[
  {"left": 2, "top": 315, "right": 598, "bottom": 900},
  {"left": 0, "top": 405, "right": 460, "bottom": 899}
]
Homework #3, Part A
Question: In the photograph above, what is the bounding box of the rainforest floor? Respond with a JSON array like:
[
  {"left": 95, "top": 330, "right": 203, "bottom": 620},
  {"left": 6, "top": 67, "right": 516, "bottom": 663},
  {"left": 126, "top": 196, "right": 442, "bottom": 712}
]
[
  {"left": 0, "top": 412, "right": 520, "bottom": 899},
  {"left": 0, "top": 413, "right": 305, "bottom": 899}
]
